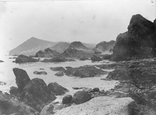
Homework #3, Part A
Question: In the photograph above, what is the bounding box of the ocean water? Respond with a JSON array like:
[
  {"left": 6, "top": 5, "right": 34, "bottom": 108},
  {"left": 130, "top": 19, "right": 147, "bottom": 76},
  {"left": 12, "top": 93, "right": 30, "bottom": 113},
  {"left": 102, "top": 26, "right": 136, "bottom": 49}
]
[{"left": 0, "top": 56, "right": 118, "bottom": 97}]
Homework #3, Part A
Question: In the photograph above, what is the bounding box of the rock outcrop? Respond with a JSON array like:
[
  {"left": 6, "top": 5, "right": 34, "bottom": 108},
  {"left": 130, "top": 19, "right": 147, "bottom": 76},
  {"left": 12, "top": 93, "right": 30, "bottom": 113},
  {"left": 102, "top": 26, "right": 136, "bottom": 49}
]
[
  {"left": 15, "top": 54, "right": 38, "bottom": 63},
  {"left": 51, "top": 65, "right": 106, "bottom": 78},
  {"left": 94, "top": 40, "right": 115, "bottom": 54},
  {"left": 50, "top": 42, "right": 70, "bottom": 53},
  {"left": 54, "top": 96, "right": 133, "bottom": 115},
  {"left": 112, "top": 14, "right": 156, "bottom": 61},
  {"left": 13, "top": 68, "right": 30, "bottom": 92},
  {"left": 48, "top": 82, "right": 68, "bottom": 96},
  {"left": 12, "top": 68, "right": 69, "bottom": 112},
  {"left": 22, "top": 78, "right": 56, "bottom": 112},
  {"left": 0, "top": 91, "right": 39, "bottom": 115},
  {"left": 35, "top": 48, "right": 60, "bottom": 58},
  {"left": 60, "top": 41, "right": 93, "bottom": 59}
]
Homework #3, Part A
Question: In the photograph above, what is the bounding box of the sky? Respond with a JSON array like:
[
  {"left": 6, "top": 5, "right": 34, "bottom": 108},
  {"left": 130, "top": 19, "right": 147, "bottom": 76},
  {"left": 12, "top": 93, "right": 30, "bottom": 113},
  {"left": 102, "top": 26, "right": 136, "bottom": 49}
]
[{"left": 0, "top": 0, "right": 155, "bottom": 56}]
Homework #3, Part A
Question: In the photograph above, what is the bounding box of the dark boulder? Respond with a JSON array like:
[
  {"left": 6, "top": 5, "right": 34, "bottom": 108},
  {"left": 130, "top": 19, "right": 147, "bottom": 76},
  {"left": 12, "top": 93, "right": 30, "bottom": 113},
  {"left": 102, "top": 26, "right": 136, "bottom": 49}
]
[
  {"left": 13, "top": 68, "right": 30, "bottom": 92},
  {"left": 112, "top": 14, "right": 156, "bottom": 61},
  {"left": 92, "top": 88, "right": 100, "bottom": 92},
  {"left": 50, "top": 67, "right": 66, "bottom": 72},
  {"left": 33, "top": 71, "right": 47, "bottom": 75},
  {"left": 22, "top": 78, "right": 56, "bottom": 112},
  {"left": 9, "top": 86, "right": 20, "bottom": 97},
  {"left": 72, "top": 90, "right": 92, "bottom": 104},
  {"left": 15, "top": 54, "right": 38, "bottom": 63},
  {"left": 62, "top": 95, "right": 73, "bottom": 104},
  {"left": 48, "top": 82, "right": 68, "bottom": 96}
]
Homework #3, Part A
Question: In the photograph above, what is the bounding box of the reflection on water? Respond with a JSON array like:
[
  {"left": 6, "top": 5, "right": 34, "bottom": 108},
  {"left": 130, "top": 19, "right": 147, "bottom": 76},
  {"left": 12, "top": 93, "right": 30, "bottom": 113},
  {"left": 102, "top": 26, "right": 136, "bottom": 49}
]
[{"left": 0, "top": 56, "right": 117, "bottom": 94}]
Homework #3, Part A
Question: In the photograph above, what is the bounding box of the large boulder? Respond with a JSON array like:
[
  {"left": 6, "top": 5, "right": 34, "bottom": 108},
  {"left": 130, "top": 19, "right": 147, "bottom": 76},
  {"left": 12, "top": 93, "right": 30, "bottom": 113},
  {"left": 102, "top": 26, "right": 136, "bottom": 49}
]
[
  {"left": 0, "top": 91, "right": 39, "bottom": 115},
  {"left": 9, "top": 86, "right": 20, "bottom": 97},
  {"left": 72, "top": 90, "right": 92, "bottom": 104},
  {"left": 48, "top": 82, "right": 68, "bottom": 96},
  {"left": 15, "top": 54, "right": 38, "bottom": 63},
  {"left": 13, "top": 68, "right": 30, "bottom": 92},
  {"left": 21, "top": 78, "right": 56, "bottom": 112},
  {"left": 112, "top": 14, "right": 156, "bottom": 61}
]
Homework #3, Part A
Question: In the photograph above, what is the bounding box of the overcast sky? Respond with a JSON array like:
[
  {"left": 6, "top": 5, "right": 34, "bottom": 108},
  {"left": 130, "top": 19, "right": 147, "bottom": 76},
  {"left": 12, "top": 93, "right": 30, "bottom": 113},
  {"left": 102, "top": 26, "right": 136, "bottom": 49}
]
[{"left": 0, "top": 0, "right": 155, "bottom": 55}]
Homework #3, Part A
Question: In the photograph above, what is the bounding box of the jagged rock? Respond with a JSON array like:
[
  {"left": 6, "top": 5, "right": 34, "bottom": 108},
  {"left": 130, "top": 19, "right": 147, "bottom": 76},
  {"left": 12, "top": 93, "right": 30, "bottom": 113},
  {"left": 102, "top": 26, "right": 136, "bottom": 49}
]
[
  {"left": 0, "top": 91, "right": 39, "bottom": 115},
  {"left": 15, "top": 54, "right": 38, "bottom": 63},
  {"left": 55, "top": 71, "right": 64, "bottom": 76},
  {"left": 35, "top": 48, "right": 60, "bottom": 58},
  {"left": 62, "top": 95, "right": 72, "bottom": 104},
  {"left": 48, "top": 82, "right": 68, "bottom": 96},
  {"left": 112, "top": 14, "right": 156, "bottom": 61},
  {"left": 33, "top": 71, "right": 47, "bottom": 75},
  {"left": 61, "top": 48, "right": 93, "bottom": 59},
  {"left": 13, "top": 68, "right": 30, "bottom": 92},
  {"left": 22, "top": 78, "right": 56, "bottom": 112},
  {"left": 72, "top": 90, "right": 92, "bottom": 104}
]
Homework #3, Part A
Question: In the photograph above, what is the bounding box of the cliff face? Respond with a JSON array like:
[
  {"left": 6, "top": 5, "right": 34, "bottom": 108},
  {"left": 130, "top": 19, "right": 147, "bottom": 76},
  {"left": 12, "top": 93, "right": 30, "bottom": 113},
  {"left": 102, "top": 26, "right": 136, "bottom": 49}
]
[{"left": 112, "top": 14, "right": 156, "bottom": 61}]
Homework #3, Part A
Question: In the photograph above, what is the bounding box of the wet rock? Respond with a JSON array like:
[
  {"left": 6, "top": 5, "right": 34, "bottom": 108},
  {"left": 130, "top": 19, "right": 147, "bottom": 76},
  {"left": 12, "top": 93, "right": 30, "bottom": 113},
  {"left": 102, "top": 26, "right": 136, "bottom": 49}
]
[
  {"left": 22, "top": 78, "right": 56, "bottom": 112},
  {"left": 55, "top": 71, "right": 64, "bottom": 76},
  {"left": 92, "top": 88, "right": 100, "bottom": 92},
  {"left": 15, "top": 54, "right": 38, "bottom": 63},
  {"left": 9, "top": 86, "right": 20, "bottom": 97},
  {"left": 48, "top": 82, "right": 68, "bottom": 96},
  {"left": 33, "top": 71, "right": 47, "bottom": 75},
  {"left": 0, "top": 91, "right": 39, "bottom": 115},
  {"left": 62, "top": 95, "right": 72, "bottom": 104},
  {"left": 13, "top": 68, "right": 31, "bottom": 92},
  {"left": 72, "top": 90, "right": 92, "bottom": 104},
  {"left": 65, "top": 65, "right": 106, "bottom": 78}
]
